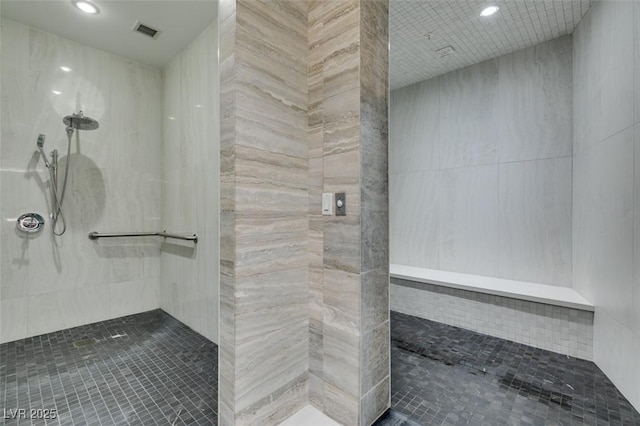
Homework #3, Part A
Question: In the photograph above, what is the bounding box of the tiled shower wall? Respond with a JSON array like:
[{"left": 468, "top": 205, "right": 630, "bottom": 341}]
[
  {"left": 161, "top": 19, "right": 219, "bottom": 343},
  {"left": 572, "top": 0, "right": 640, "bottom": 411},
  {"left": 0, "top": 19, "right": 161, "bottom": 343},
  {"left": 390, "top": 36, "right": 573, "bottom": 287}
]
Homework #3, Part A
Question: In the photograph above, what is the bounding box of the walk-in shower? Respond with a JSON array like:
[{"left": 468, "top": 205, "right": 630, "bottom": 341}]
[{"left": 37, "top": 110, "right": 99, "bottom": 235}]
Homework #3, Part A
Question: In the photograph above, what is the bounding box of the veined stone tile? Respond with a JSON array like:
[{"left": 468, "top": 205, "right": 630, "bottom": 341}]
[
  {"left": 323, "top": 88, "right": 361, "bottom": 156},
  {"left": 236, "top": 372, "right": 308, "bottom": 426},
  {"left": 362, "top": 267, "right": 389, "bottom": 334},
  {"left": 235, "top": 213, "right": 308, "bottom": 277},
  {"left": 360, "top": 117, "right": 389, "bottom": 213},
  {"left": 324, "top": 149, "right": 360, "bottom": 195},
  {"left": 323, "top": 324, "right": 360, "bottom": 397},
  {"left": 360, "top": 376, "right": 390, "bottom": 426},
  {"left": 322, "top": 28, "right": 360, "bottom": 100},
  {"left": 310, "top": 322, "right": 324, "bottom": 376},
  {"left": 361, "top": 211, "right": 388, "bottom": 272},
  {"left": 324, "top": 215, "right": 361, "bottom": 274},
  {"left": 323, "top": 268, "right": 361, "bottom": 333},
  {"left": 235, "top": 268, "right": 308, "bottom": 342},
  {"left": 310, "top": 373, "right": 325, "bottom": 411},
  {"left": 235, "top": 146, "right": 307, "bottom": 212},
  {"left": 318, "top": 0, "right": 359, "bottom": 48},
  {"left": 236, "top": 319, "right": 308, "bottom": 413},
  {"left": 360, "top": 321, "right": 389, "bottom": 392},
  {"left": 324, "top": 381, "right": 359, "bottom": 426},
  {"left": 309, "top": 156, "right": 324, "bottom": 214}
]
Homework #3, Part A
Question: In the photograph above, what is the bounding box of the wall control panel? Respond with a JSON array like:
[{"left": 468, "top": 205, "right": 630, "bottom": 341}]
[
  {"left": 322, "top": 193, "right": 334, "bottom": 216},
  {"left": 335, "top": 193, "right": 346, "bottom": 216},
  {"left": 322, "top": 193, "right": 346, "bottom": 216}
]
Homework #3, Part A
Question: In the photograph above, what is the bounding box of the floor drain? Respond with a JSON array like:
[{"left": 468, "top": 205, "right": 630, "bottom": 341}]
[{"left": 72, "top": 338, "right": 96, "bottom": 348}]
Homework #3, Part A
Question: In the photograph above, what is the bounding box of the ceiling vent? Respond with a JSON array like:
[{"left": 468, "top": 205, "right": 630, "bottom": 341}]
[
  {"left": 132, "top": 20, "right": 161, "bottom": 39},
  {"left": 436, "top": 45, "right": 456, "bottom": 58}
]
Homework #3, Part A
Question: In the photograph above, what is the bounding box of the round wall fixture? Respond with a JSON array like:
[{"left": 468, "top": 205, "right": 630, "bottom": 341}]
[{"left": 16, "top": 213, "right": 45, "bottom": 234}]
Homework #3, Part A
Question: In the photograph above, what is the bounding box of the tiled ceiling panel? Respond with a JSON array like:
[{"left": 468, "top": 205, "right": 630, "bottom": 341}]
[{"left": 390, "top": 0, "right": 592, "bottom": 90}]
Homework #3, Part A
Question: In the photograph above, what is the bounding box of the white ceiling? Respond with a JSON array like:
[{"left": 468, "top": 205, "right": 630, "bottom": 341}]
[
  {"left": 390, "top": 0, "right": 592, "bottom": 90},
  {"left": 1, "top": 0, "right": 591, "bottom": 88},
  {"left": 0, "top": 0, "right": 217, "bottom": 70}
]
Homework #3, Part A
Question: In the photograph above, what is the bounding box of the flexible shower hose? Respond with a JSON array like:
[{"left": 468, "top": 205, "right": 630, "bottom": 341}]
[{"left": 49, "top": 129, "right": 73, "bottom": 236}]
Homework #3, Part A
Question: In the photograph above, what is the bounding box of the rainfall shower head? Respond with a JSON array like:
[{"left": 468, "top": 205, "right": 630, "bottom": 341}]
[{"left": 63, "top": 111, "right": 99, "bottom": 131}]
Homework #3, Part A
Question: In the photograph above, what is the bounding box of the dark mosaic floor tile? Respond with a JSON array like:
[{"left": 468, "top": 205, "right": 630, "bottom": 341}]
[
  {"left": 377, "top": 311, "right": 640, "bottom": 426},
  {"left": 0, "top": 310, "right": 217, "bottom": 426}
]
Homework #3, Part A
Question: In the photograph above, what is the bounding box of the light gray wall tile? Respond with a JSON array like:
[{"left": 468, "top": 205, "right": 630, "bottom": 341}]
[
  {"left": 236, "top": 372, "right": 308, "bottom": 426},
  {"left": 323, "top": 324, "right": 359, "bottom": 397},
  {"left": 360, "top": 377, "right": 390, "bottom": 426},
  {"left": 389, "top": 171, "right": 439, "bottom": 268},
  {"left": 389, "top": 78, "right": 439, "bottom": 173},
  {"left": 390, "top": 37, "right": 573, "bottom": 287},
  {"left": 324, "top": 215, "right": 361, "bottom": 274},
  {"left": 573, "top": 1, "right": 634, "bottom": 152},
  {"left": 235, "top": 320, "right": 308, "bottom": 414},
  {"left": 438, "top": 165, "right": 499, "bottom": 277},
  {"left": 572, "top": 3, "right": 638, "bottom": 403},
  {"left": 636, "top": 1, "right": 640, "bottom": 125},
  {"left": 592, "top": 311, "right": 638, "bottom": 413},
  {"left": 439, "top": 59, "right": 499, "bottom": 169},
  {"left": 361, "top": 115, "right": 389, "bottom": 213},
  {"left": 323, "top": 269, "right": 360, "bottom": 334},
  {"left": 160, "top": 19, "right": 219, "bottom": 343},
  {"left": 362, "top": 268, "right": 390, "bottom": 335},
  {"left": 323, "top": 382, "right": 359, "bottom": 426},
  {"left": 309, "top": 373, "right": 324, "bottom": 411},
  {"left": 360, "top": 322, "right": 389, "bottom": 393},
  {"left": 499, "top": 157, "right": 572, "bottom": 286},
  {"left": 573, "top": 129, "right": 634, "bottom": 329},
  {"left": 361, "top": 211, "right": 388, "bottom": 272},
  {"left": 498, "top": 37, "right": 572, "bottom": 163},
  {"left": 635, "top": 124, "right": 640, "bottom": 335}
]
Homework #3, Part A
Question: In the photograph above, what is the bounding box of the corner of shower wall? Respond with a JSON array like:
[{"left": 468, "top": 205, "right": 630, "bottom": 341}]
[
  {"left": 571, "top": 0, "right": 640, "bottom": 412},
  {"left": 159, "top": 14, "right": 220, "bottom": 345}
]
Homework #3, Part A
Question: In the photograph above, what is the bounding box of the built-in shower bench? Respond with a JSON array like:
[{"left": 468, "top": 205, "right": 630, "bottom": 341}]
[
  {"left": 390, "top": 264, "right": 595, "bottom": 360},
  {"left": 390, "top": 264, "right": 594, "bottom": 312}
]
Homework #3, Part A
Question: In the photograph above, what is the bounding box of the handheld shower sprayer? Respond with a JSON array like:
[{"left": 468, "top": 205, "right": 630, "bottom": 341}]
[
  {"left": 36, "top": 134, "right": 52, "bottom": 169},
  {"left": 34, "top": 111, "right": 100, "bottom": 236}
]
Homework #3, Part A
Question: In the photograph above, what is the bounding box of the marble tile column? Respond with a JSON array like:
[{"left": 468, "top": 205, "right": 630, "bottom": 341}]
[
  {"left": 218, "top": 0, "right": 310, "bottom": 424},
  {"left": 220, "top": 0, "right": 389, "bottom": 424},
  {"left": 309, "top": 1, "right": 390, "bottom": 425}
]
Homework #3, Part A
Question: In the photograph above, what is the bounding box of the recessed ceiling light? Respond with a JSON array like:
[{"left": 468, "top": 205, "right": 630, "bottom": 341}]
[
  {"left": 168, "top": 116, "right": 175, "bottom": 120},
  {"left": 480, "top": 5, "right": 500, "bottom": 17},
  {"left": 52, "top": 90, "right": 62, "bottom": 95},
  {"left": 72, "top": 1, "right": 99, "bottom": 15},
  {"left": 60, "top": 66, "right": 72, "bottom": 72}
]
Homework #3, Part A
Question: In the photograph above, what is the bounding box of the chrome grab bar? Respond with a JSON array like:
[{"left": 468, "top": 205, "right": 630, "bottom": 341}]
[{"left": 88, "top": 231, "right": 198, "bottom": 243}]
